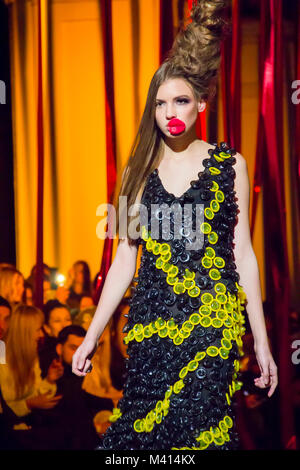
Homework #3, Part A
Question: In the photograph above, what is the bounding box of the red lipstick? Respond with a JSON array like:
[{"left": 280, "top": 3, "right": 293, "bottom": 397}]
[{"left": 167, "top": 118, "right": 186, "bottom": 135}]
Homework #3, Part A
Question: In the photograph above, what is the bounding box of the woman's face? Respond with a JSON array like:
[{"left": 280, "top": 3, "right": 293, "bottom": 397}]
[
  {"left": 45, "top": 307, "right": 72, "bottom": 337},
  {"left": 12, "top": 273, "right": 24, "bottom": 302},
  {"left": 155, "top": 78, "right": 205, "bottom": 139}
]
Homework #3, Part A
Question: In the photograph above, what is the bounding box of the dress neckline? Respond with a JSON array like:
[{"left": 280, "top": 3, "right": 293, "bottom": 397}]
[{"left": 153, "top": 146, "right": 212, "bottom": 200}]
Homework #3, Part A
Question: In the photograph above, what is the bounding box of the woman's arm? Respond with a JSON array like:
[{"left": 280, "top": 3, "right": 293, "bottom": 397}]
[
  {"left": 233, "top": 153, "right": 278, "bottom": 397},
  {"left": 72, "top": 237, "right": 138, "bottom": 376},
  {"left": 0, "top": 364, "right": 31, "bottom": 417},
  {"left": 86, "top": 238, "right": 138, "bottom": 344}
]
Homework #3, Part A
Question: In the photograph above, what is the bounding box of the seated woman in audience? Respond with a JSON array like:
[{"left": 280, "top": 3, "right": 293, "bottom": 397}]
[
  {"left": 38, "top": 299, "right": 72, "bottom": 378},
  {"left": 0, "top": 267, "right": 24, "bottom": 308},
  {"left": 0, "top": 304, "right": 64, "bottom": 449}
]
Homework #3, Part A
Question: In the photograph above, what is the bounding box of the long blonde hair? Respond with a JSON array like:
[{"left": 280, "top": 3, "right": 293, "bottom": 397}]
[
  {"left": 5, "top": 304, "right": 44, "bottom": 398},
  {"left": 0, "top": 267, "right": 23, "bottom": 304},
  {"left": 114, "top": 0, "right": 230, "bottom": 245}
]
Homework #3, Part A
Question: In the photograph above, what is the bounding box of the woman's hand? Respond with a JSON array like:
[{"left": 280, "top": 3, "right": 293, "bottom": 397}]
[
  {"left": 253, "top": 343, "right": 278, "bottom": 397},
  {"left": 47, "top": 358, "right": 64, "bottom": 384},
  {"left": 72, "top": 337, "right": 98, "bottom": 377},
  {"left": 26, "top": 392, "right": 63, "bottom": 410}
]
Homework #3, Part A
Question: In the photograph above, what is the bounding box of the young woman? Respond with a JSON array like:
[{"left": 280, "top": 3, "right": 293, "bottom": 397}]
[
  {"left": 0, "top": 267, "right": 24, "bottom": 308},
  {"left": 0, "top": 304, "right": 65, "bottom": 449},
  {"left": 72, "top": 1, "right": 278, "bottom": 450}
]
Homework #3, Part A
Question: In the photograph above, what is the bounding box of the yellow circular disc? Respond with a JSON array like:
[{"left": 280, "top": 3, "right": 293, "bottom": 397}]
[
  {"left": 210, "top": 199, "right": 220, "bottom": 212},
  {"left": 214, "top": 257, "right": 225, "bottom": 268},
  {"left": 162, "top": 262, "right": 172, "bottom": 272},
  {"left": 215, "top": 190, "right": 225, "bottom": 202},
  {"left": 174, "top": 283, "right": 186, "bottom": 295},
  {"left": 167, "top": 276, "right": 179, "bottom": 286},
  {"left": 159, "top": 243, "right": 170, "bottom": 254},
  {"left": 202, "top": 257, "right": 213, "bottom": 269},
  {"left": 224, "top": 415, "right": 233, "bottom": 428},
  {"left": 155, "top": 258, "right": 164, "bottom": 269},
  {"left": 214, "top": 282, "right": 226, "bottom": 294},
  {"left": 210, "top": 180, "right": 219, "bottom": 192},
  {"left": 209, "top": 268, "right": 221, "bottom": 280},
  {"left": 205, "top": 247, "right": 216, "bottom": 259},
  {"left": 200, "top": 316, "right": 212, "bottom": 327},
  {"left": 200, "top": 222, "right": 212, "bottom": 234},
  {"left": 188, "top": 286, "right": 200, "bottom": 297},
  {"left": 187, "top": 360, "right": 199, "bottom": 371},
  {"left": 190, "top": 313, "right": 201, "bottom": 325},
  {"left": 201, "top": 292, "right": 213, "bottom": 304},
  {"left": 168, "top": 266, "right": 179, "bottom": 277},
  {"left": 207, "top": 345, "right": 219, "bottom": 357},
  {"left": 208, "top": 231, "right": 218, "bottom": 244},
  {"left": 211, "top": 318, "right": 223, "bottom": 328},
  {"left": 204, "top": 207, "right": 214, "bottom": 220},
  {"left": 153, "top": 244, "right": 161, "bottom": 255},
  {"left": 199, "top": 304, "right": 211, "bottom": 316}
]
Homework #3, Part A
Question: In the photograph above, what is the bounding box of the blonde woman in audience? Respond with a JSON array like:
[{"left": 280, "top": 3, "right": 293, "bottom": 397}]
[
  {"left": 0, "top": 304, "right": 63, "bottom": 422},
  {"left": 0, "top": 267, "right": 24, "bottom": 308}
]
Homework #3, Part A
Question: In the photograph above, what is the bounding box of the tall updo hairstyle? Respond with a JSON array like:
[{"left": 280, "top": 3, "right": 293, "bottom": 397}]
[{"left": 114, "top": 0, "right": 231, "bottom": 246}]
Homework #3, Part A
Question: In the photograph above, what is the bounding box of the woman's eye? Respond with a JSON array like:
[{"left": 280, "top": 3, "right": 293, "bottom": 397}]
[{"left": 155, "top": 99, "right": 189, "bottom": 107}]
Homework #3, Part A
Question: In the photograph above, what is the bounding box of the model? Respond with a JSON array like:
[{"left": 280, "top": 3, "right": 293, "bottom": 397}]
[{"left": 72, "top": 0, "right": 278, "bottom": 450}]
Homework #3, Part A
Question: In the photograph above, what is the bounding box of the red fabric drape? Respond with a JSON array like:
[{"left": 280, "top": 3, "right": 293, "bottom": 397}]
[
  {"left": 160, "top": 0, "right": 174, "bottom": 64},
  {"left": 221, "top": 0, "right": 241, "bottom": 150},
  {"left": 259, "top": 0, "right": 294, "bottom": 448},
  {"left": 250, "top": 0, "right": 268, "bottom": 237},
  {"left": 187, "top": 0, "right": 207, "bottom": 141},
  {"left": 35, "top": 0, "right": 44, "bottom": 309},
  {"left": 93, "top": 0, "right": 117, "bottom": 305}
]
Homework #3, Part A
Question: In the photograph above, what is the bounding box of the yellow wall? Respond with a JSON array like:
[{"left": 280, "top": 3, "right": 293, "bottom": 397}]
[{"left": 8, "top": 0, "right": 160, "bottom": 282}]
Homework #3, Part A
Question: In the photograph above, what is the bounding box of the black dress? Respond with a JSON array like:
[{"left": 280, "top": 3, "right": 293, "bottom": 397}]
[{"left": 100, "top": 141, "right": 247, "bottom": 450}]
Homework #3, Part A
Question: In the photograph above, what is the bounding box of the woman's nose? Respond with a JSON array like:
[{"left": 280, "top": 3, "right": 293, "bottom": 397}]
[{"left": 166, "top": 104, "right": 176, "bottom": 119}]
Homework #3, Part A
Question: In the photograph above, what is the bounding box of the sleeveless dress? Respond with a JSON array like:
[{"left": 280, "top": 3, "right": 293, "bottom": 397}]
[{"left": 100, "top": 141, "right": 247, "bottom": 450}]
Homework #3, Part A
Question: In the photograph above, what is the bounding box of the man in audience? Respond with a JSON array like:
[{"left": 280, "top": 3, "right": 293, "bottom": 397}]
[{"left": 53, "top": 325, "right": 114, "bottom": 449}]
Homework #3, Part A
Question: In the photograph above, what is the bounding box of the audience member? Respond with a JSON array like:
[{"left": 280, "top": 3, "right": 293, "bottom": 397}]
[
  {"left": 0, "top": 304, "right": 64, "bottom": 449},
  {"left": 0, "top": 267, "right": 24, "bottom": 308},
  {"left": 38, "top": 299, "right": 72, "bottom": 378},
  {"left": 82, "top": 320, "right": 122, "bottom": 406},
  {"left": 52, "top": 325, "right": 114, "bottom": 449},
  {"left": 66, "top": 261, "right": 92, "bottom": 309}
]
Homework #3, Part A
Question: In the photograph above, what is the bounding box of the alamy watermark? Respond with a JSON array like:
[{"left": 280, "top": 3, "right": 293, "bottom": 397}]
[
  {"left": 291, "top": 339, "right": 300, "bottom": 365},
  {"left": 0, "top": 340, "right": 6, "bottom": 364},
  {"left": 96, "top": 198, "right": 206, "bottom": 250},
  {"left": 291, "top": 80, "right": 300, "bottom": 104},
  {"left": 0, "top": 80, "right": 6, "bottom": 104}
]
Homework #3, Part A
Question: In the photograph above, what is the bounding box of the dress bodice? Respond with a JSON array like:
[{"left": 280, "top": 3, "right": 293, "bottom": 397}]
[{"left": 131, "top": 141, "right": 245, "bottom": 326}]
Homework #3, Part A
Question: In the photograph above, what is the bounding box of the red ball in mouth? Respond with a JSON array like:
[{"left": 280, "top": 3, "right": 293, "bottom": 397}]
[{"left": 166, "top": 118, "right": 186, "bottom": 135}]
